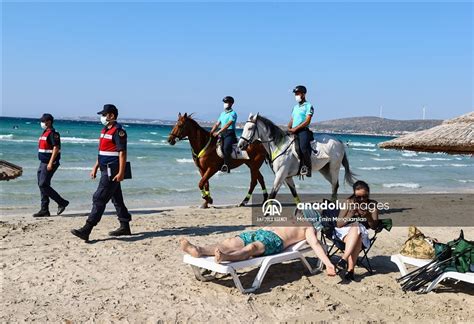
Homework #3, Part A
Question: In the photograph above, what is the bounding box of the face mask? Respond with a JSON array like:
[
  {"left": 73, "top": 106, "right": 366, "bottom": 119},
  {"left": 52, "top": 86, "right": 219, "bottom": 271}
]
[
  {"left": 295, "top": 95, "right": 302, "bottom": 103},
  {"left": 40, "top": 122, "right": 47, "bottom": 130},
  {"left": 224, "top": 103, "right": 231, "bottom": 110},
  {"left": 100, "top": 115, "right": 109, "bottom": 126}
]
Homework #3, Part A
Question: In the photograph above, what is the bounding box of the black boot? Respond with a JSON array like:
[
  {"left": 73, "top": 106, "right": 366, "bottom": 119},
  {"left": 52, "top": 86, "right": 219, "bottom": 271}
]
[
  {"left": 33, "top": 209, "right": 50, "bottom": 217},
  {"left": 71, "top": 222, "right": 94, "bottom": 242},
  {"left": 109, "top": 222, "right": 131, "bottom": 236},
  {"left": 57, "top": 200, "right": 70, "bottom": 215}
]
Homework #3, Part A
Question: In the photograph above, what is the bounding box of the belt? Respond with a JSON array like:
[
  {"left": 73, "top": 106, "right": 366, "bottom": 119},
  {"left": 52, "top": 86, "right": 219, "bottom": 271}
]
[{"left": 99, "top": 151, "right": 119, "bottom": 156}]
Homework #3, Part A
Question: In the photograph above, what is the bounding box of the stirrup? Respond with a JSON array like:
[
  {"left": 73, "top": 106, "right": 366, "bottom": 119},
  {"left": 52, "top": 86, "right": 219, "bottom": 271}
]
[
  {"left": 300, "top": 166, "right": 309, "bottom": 176},
  {"left": 221, "top": 164, "right": 229, "bottom": 173}
]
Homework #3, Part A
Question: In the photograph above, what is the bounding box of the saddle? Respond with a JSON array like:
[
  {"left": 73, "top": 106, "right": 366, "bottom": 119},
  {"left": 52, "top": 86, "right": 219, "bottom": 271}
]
[{"left": 216, "top": 141, "right": 250, "bottom": 160}]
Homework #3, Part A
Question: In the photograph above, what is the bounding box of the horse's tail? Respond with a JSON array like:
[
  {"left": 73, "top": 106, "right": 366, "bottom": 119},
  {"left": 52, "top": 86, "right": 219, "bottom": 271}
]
[{"left": 342, "top": 151, "right": 357, "bottom": 185}]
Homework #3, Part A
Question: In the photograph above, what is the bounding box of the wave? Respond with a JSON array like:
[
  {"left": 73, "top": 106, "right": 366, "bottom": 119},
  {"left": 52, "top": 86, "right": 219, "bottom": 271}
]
[
  {"left": 402, "top": 151, "right": 418, "bottom": 157},
  {"left": 61, "top": 137, "right": 98, "bottom": 143},
  {"left": 0, "top": 134, "right": 14, "bottom": 139},
  {"left": 176, "top": 158, "right": 194, "bottom": 163},
  {"left": 383, "top": 183, "right": 421, "bottom": 189},
  {"left": 351, "top": 148, "right": 377, "bottom": 152},
  {"left": 61, "top": 167, "right": 90, "bottom": 171},
  {"left": 149, "top": 132, "right": 158, "bottom": 135},
  {"left": 450, "top": 164, "right": 471, "bottom": 167},
  {"left": 402, "top": 163, "right": 442, "bottom": 168},
  {"left": 358, "top": 166, "right": 396, "bottom": 170},
  {"left": 139, "top": 139, "right": 155, "bottom": 143},
  {"left": 0, "top": 138, "right": 36, "bottom": 143},
  {"left": 458, "top": 179, "right": 474, "bottom": 183},
  {"left": 372, "top": 158, "right": 395, "bottom": 161},
  {"left": 348, "top": 142, "right": 376, "bottom": 147}
]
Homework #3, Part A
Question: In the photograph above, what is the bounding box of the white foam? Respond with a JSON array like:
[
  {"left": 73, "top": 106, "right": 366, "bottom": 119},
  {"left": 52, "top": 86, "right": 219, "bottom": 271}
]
[
  {"left": 458, "top": 179, "right": 474, "bottom": 183},
  {"left": 450, "top": 164, "right": 470, "bottom": 167},
  {"left": 372, "top": 158, "right": 395, "bottom": 161},
  {"left": 61, "top": 137, "right": 98, "bottom": 143},
  {"left": 139, "top": 139, "right": 155, "bottom": 143},
  {"left": 383, "top": 183, "right": 421, "bottom": 189},
  {"left": 358, "top": 166, "right": 396, "bottom": 170},
  {"left": 402, "top": 151, "right": 417, "bottom": 157},
  {"left": 348, "top": 142, "right": 376, "bottom": 147},
  {"left": 61, "top": 167, "right": 90, "bottom": 171},
  {"left": 176, "top": 158, "right": 194, "bottom": 163},
  {"left": 149, "top": 132, "right": 158, "bottom": 135},
  {"left": 402, "top": 163, "right": 442, "bottom": 168},
  {"left": 351, "top": 148, "right": 377, "bottom": 152},
  {"left": 0, "top": 134, "right": 14, "bottom": 139}
]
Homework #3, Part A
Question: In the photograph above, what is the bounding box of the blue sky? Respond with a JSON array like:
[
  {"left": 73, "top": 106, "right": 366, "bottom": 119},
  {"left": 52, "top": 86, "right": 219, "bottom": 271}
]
[{"left": 2, "top": 1, "right": 472, "bottom": 123}]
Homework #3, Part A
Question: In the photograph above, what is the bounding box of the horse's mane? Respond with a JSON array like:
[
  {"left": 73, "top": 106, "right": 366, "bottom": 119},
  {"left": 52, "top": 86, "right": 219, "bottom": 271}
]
[
  {"left": 257, "top": 115, "right": 287, "bottom": 145},
  {"left": 185, "top": 114, "right": 210, "bottom": 135}
]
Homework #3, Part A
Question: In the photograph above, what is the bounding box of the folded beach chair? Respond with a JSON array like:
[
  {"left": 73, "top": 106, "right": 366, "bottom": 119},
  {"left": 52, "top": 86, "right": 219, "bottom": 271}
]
[
  {"left": 319, "top": 204, "right": 392, "bottom": 274},
  {"left": 182, "top": 240, "right": 323, "bottom": 293},
  {"left": 391, "top": 254, "right": 474, "bottom": 293}
]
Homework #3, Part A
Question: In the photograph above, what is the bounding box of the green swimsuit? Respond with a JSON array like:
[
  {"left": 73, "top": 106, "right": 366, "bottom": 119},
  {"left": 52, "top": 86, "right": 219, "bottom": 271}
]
[{"left": 238, "top": 229, "right": 284, "bottom": 256}]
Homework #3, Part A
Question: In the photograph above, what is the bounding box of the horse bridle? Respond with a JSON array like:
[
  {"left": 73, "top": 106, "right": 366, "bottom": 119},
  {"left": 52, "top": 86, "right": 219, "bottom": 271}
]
[{"left": 169, "top": 120, "right": 186, "bottom": 140}]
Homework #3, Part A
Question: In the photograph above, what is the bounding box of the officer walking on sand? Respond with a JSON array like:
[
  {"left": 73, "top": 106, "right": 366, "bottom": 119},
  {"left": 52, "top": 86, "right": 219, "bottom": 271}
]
[
  {"left": 71, "top": 104, "right": 131, "bottom": 241},
  {"left": 33, "top": 113, "right": 69, "bottom": 217}
]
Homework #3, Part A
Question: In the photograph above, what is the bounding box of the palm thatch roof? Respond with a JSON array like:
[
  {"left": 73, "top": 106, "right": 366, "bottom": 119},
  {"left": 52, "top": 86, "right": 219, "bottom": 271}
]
[
  {"left": 0, "top": 160, "right": 23, "bottom": 181},
  {"left": 379, "top": 112, "right": 474, "bottom": 155}
]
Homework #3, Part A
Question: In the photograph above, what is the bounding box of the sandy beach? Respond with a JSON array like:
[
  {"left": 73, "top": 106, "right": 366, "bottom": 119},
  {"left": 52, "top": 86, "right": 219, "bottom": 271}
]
[{"left": 1, "top": 195, "right": 473, "bottom": 323}]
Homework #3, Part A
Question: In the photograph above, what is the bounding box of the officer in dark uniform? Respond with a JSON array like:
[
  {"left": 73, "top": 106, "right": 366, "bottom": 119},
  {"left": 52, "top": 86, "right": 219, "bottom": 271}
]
[
  {"left": 34, "top": 113, "right": 69, "bottom": 217},
  {"left": 71, "top": 104, "right": 132, "bottom": 241},
  {"left": 210, "top": 96, "right": 238, "bottom": 173}
]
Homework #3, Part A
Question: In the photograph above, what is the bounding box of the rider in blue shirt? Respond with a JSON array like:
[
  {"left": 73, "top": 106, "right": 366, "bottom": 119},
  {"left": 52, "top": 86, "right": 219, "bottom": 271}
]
[
  {"left": 210, "top": 96, "right": 238, "bottom": 173},
  {"left": 288, "top": 85, "right": 315, "bottom": 177}
]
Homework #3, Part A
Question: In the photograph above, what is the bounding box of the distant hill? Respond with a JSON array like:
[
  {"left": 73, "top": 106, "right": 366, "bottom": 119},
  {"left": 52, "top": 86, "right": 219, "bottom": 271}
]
[{"left": 311, "top": 116, "right": 442, "bottom": 136}]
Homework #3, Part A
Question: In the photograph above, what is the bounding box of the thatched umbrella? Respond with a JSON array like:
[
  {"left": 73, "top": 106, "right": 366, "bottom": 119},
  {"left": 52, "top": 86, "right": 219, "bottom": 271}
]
[
  {"left": 0, "top": 160, "right": 23, "bottom": 181},
  {"left": 379, "top": 112, "right": 474, "bottom": 155}
]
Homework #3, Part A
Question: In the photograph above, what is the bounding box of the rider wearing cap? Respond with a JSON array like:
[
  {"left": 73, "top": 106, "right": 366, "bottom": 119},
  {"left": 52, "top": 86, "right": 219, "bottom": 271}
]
[
  {"left": 288, "top": 85, "right": 315, "bottom": 177},
  {"left": 210, "top": 96, "right": 238, "bottom": 173}
]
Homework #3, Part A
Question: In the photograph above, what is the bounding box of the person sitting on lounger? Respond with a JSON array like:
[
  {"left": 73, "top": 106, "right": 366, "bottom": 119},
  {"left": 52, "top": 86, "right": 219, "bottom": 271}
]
[
  {"left": 180, "top": 225, "right": 337, "bottom": 276},
  {"left": 335, "top": 180, "right": 379, "bottom": 281}
]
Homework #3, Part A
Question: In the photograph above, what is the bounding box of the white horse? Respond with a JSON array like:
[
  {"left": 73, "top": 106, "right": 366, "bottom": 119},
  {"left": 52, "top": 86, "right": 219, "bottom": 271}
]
[{"left": 238, "top": 113, "right": 356, "bottom": 202}]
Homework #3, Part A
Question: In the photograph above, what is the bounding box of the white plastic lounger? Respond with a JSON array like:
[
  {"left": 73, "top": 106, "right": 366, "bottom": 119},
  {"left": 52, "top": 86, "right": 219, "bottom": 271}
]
[
  {"left": 183, "top": 240, "right": 323, "bottom": 293},
  {"left": 391, "top": 254, "right": 474, "bottom": 293}
]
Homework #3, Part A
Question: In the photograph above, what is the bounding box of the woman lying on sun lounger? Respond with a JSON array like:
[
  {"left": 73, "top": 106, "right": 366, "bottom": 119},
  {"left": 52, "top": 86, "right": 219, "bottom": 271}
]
[
  {"left": 335, "top": 180, "right": 379, "bottom": 281},
  {"left": 180, "top": 225, "right": 337, "bottom": 276}
]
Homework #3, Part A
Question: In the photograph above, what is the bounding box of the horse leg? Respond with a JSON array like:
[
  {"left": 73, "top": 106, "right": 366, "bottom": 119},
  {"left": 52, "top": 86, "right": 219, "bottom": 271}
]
[
  {"left": 199, "top": 168, "right": 216, "bottom": 208},
  {"left": 239, "top": 169, "right": 258, "bottom": 207},
  {"left": 257, "top": 171, "right": 268, "bottom": 202},
  {"left": 318, "top": 163, "right": 339, "bottom": 202},
  {"left": 285, "top": 177, "right": 300, "bottom": 204},
  {"left": 268, "top": 169, "right": 287, "bottom": 200}
]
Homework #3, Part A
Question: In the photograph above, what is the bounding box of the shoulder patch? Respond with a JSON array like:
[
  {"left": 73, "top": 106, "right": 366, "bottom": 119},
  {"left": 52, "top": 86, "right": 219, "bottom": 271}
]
[
  {"left": 118, "top": 130, "right": 126, "bottom": 137},
  {"left": 54, "top": 133, "right": 60, "bottom": 139}
]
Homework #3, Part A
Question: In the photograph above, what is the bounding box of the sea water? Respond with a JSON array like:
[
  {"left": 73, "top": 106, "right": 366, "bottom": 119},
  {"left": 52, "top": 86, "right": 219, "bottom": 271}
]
[{"left": 1, "top": 117, "right": 473, "bottom": 213}]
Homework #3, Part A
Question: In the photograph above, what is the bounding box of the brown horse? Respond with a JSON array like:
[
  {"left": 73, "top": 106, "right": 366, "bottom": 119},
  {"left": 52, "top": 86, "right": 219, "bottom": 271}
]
[{"left": 168, "top": 113, "right": 268, "bottom": 208}]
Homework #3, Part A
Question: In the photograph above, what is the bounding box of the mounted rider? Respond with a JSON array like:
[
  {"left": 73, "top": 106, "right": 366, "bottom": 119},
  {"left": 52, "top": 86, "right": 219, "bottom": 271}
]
[
  {"left": 210, "top": 96, "right": 238, "bottom": 173},
  {"left": 288, "top": 85, "right": 315, "bottom": 177}
]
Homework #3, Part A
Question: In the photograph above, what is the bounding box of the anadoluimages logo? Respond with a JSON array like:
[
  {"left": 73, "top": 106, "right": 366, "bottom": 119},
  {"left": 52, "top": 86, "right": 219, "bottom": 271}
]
[{"left": 262, "top": 199, "right": 282, "bottom": 216}]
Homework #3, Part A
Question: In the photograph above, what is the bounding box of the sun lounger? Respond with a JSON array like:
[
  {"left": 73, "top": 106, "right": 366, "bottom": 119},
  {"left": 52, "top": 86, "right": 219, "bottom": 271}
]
[
  {"left": 183, "top": 240, "right": 323, "bottom": 293},
  {"left": 391, "top": 254, "right": 474, "bottom": 293}
]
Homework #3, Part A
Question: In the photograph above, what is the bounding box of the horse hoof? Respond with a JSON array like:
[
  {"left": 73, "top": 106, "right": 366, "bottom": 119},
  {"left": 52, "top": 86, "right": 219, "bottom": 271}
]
[
  {"left": 207, "top": 197, "right": 214, "bottom": 205},
  {"left": 238, "top": 199, "right": 248, "bottom": 207},
  {"left": 200, "top": 202, "right": 209, "bottom": 209},
  {"left": 263, "top": 194, "right": 269, "bottom": 201}
]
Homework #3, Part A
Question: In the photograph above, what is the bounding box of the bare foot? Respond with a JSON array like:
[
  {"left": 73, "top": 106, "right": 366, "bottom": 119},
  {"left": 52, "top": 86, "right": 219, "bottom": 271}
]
[
  {"left": 214, "top": 248, "right": 227, "bottom": 263},
  {"left": 326, "top": 264, "right": 336, "bottom": 277},
  {"left": 179, "top": 238, "right": 201, "bottom": 257}
]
